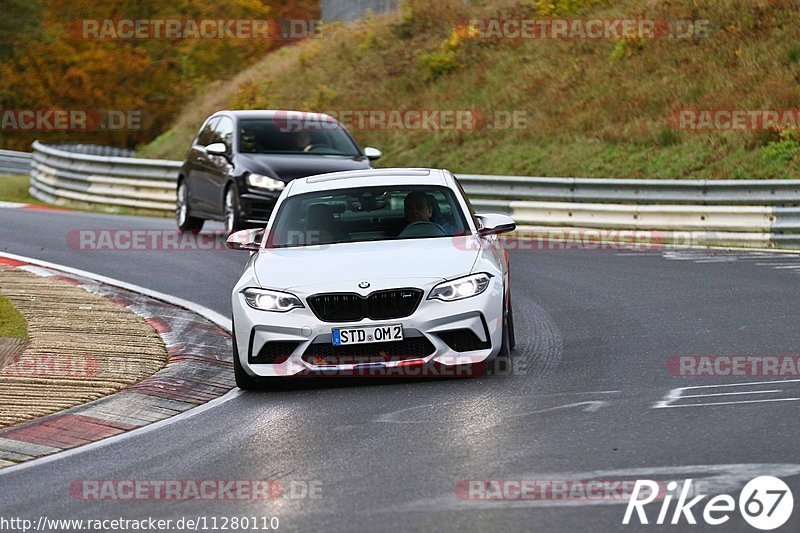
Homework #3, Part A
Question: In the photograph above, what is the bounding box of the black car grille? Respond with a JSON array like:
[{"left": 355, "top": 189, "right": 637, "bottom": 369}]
[
  {"left": 249, "top": 341, "right": 299, "bottom": 364},
  {"left": 302, "top": 336, "right": 435, "bottom": 366},
  {"left": 437, "top": 329, "right": 491, "bottom": 352},
  {"left": 307, "top": 289, "right": 423, "bottom": 322}
]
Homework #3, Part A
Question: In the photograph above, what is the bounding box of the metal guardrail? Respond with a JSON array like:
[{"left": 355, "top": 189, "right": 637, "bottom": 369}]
[
  {"left": 46, "top": 144, "right": 135, "bottom": 158},
  {"left": 0, "top": 150, "right": 32, "bottom": 176},
  {"left": 458, "top": 174, "right": 800, "bottom": 248},
  {"left": 29, "top": 141, "right": 179, "bottom": 211},
  {"left": 457, "top": 174, "right": 800, "bottom": 206},
  {"left": 23, "top": 142, "right": 800, "bottom": 248}
]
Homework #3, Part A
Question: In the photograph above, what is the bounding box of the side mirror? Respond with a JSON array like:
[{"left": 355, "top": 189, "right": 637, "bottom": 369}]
[
  {"left": 364, "top": 147, "right": 382, "bottom": 161},
  {"left": 476, "top": 213, "right": 516, "bottom": 237},
  {"left": 226, "top": 228, "right": 264, "bottom": 251},
  {"left": 206, "top": 142, "right": 227, "bottom": 155}
]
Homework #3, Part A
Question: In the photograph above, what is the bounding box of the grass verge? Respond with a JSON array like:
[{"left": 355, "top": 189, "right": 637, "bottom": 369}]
[
  {"left": 140, "top": 0, "right": 800, "bottom": 179},
  {"left": 0, "top": 293, "right": 27, "bottom": 339}
]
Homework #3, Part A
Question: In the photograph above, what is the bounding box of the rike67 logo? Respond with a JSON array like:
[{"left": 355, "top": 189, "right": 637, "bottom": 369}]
[{"left": 623, "top": 476, "right": 793, "bottom": 530}]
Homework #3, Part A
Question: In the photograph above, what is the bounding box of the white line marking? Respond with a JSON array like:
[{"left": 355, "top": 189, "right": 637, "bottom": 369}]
[
  {"left": 773, "top": 265, "right": 800, "bottom": 269},
  {"left": 0, "top": 251, "right": 239, "bottom": 476},
  {"left": 377, "top": 396, "right": 614, "bottom": 424},
  {"left": 667, "top": 244, "right": 800, "bottom": 255},
  {"left": 18, "top": 265, "right": 57, "bottom": 277},
  {"left": 660, "top": 398, "right": 800, "bottom": 408},
  {"left": 679, "top": 390, "right": 781, "bottom": 399},
  {"left": 677, "top": 378, "right": 800, "bottom": 389},
  {"left": 500, "top": 401, "right": 608, "bottom": 420},
  {"left": 0, "top": 201, "right": 27, "bottom": 209},
  {"left": 654, "top": 379, "right": 800, "bottom": 408}
]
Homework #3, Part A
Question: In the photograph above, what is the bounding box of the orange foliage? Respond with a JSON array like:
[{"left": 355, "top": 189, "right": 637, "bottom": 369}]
[{"left": 0, "top": 0, "right": 319, "bottom": 150}]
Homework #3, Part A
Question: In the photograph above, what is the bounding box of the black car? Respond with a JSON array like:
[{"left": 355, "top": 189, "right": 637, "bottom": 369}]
[{"left": 176, "top": 110, "right": 381, "bottom": 233}]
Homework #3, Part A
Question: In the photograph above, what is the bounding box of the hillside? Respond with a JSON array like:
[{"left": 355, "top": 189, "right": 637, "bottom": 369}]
[{"left": 140, "top": 0, "right": 800, "bottom": 179}]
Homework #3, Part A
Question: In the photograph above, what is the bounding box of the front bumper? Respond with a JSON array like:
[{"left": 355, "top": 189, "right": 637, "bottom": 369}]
[
  {"left": 232, "top": 278, "right": 504, "bottom": 378},
  {"left": 239, "top": 190, "right": 282, "bottom": 225}
]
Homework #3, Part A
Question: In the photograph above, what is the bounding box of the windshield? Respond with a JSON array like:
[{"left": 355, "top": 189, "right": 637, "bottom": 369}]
[
  {"left": 238, "top": 118, "right": 362, "bottom": 157},
  {"left": 267, "top": 185, "right": 470, "bottom": 247}
]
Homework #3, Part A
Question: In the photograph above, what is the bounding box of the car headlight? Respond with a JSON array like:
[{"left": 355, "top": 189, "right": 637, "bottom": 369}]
[
  {"left": 428, "top": 273, "right": 492, "bottom": 301},
  {"left": 247, "top": 173, "right": 285, "bottom": 191},
  {"left": 242, "top": 288, "right": 303, "bottom": 312}
]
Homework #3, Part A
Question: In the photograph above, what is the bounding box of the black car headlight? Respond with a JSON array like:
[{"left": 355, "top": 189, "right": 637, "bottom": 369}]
[
  {"left": 428, "top": 273, "right": 492, "bottom": 302},
  {"left": 242, "top": 288, "right": 303, "bottom": 312},
  {"left": 247, "top": 173, "right": 285, "bottom": 191}
]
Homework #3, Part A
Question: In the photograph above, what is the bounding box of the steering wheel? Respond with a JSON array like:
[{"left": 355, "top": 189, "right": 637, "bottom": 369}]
[{"left": 401, "top": 221, "right": 447, "bottom": 237}]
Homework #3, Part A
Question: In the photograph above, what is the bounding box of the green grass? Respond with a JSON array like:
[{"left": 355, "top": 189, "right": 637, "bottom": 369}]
[
  {"left": 0, "top": 293, "right": 27, "bottom": 339},
  {"left": 0, "top": 174, "right": 39, "bottom": 204},
  {"left": 139, "top": 0, "right": 800, "bottom": 180},
  {"left": 0, "top": 175, "right": 170, "bottom": 218}
]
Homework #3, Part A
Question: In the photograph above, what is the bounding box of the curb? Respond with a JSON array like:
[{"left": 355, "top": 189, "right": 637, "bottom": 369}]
[
  {"left": 0, "top": 200, "right": 73, "bottom": 212},
  {"left": 0, "top": 255, "right": 234, "bottom": 469}
]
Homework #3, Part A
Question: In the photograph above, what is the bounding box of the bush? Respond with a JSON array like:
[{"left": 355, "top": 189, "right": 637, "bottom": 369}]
[{"left": 763, "top": 131, "right": 799, "bottom": 162}]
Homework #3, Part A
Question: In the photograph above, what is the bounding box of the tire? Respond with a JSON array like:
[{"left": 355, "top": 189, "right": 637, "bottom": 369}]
[
  {"left": 232, "top": 331, "right": 260, "bottom": 390},
  {"left": 224, "top": 184, "right": 244, "bottom": 235},
  {"left": 491, "top": 294, "right": 513, "bottom": 375},
  {"left": 176, "top": 181, "right": 204, "bottom": 232},
  {"left": 507, "top": 294, "right": 516, "bottom": 351}
]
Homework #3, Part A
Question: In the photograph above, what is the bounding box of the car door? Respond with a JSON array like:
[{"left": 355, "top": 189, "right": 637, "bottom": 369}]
[
  {"left": 185, "top": 116, "right": 219, "bottom": 214},
  {"left": 206, "top": 116, "right": 235, "bottom": 215}
]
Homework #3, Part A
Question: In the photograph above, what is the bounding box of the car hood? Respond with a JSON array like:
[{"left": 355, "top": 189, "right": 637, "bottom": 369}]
[
  {"left": 253, "top": 236, "right": 482, "bottom": 292},
  {"left": 237, "top": 153, "right": 371, "bottom": 182}
]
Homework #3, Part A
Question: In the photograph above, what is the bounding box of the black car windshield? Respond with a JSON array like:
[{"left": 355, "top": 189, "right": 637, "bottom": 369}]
[
  {"left": 267, "top": 185, "right": 470, "bottom": 247},
  {"left": 238, "top": 118, "right": 361, "bottom": 157}
]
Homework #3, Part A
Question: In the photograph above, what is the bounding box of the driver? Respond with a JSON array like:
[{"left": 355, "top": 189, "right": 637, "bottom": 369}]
[
  {"left": 404, "top": 191, "right": 432, "bottom": 223},
  {"left": 240, "top": 130, "right": 257, "bottom": 152},
  {"left": 401, "top": 191, "right": 448, "bottom": 239},
  {"left": 294, "top": 131, "right": 312, "bottom": 151}
]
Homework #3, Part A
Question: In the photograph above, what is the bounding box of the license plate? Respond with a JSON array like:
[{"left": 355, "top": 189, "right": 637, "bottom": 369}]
[{"left": 332, "top": 324, "right": 403, "bottom": 346}]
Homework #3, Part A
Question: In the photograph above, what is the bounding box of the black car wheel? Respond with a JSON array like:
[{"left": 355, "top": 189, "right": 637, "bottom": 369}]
[
  {"left": 176, "top": 181, "right": 204, "bottom": 232},
  {"left": 224, "top": 185, "right": 244, "bottom": 235}
]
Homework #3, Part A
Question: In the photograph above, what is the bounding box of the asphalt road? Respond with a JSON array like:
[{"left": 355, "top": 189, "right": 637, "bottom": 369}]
[{"left": 1, "top": 207, "right": 799, "bottom": 532}]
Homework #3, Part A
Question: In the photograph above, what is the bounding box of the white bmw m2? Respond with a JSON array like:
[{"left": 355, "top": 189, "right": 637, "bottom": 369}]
[{"left": 226, "top": 168, "right": 516, "bottom": 388}]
